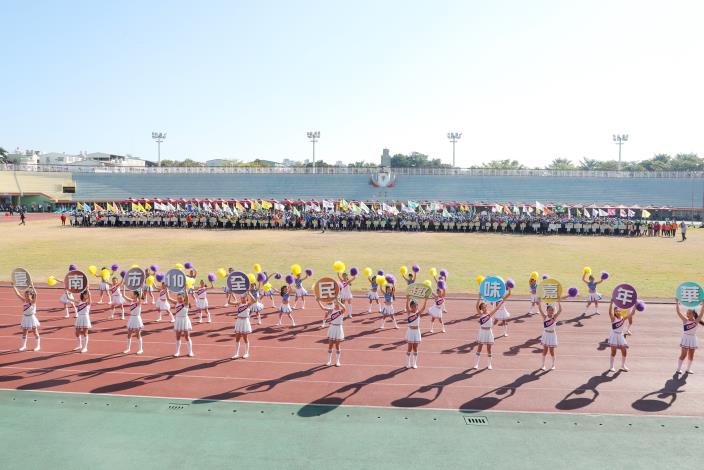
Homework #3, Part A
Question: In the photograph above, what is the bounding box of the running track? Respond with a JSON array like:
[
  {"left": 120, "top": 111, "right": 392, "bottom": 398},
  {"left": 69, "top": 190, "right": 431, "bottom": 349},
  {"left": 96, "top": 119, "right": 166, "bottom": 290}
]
[{"left": 0, "top": 286, "right": 700, "bottom": 417}]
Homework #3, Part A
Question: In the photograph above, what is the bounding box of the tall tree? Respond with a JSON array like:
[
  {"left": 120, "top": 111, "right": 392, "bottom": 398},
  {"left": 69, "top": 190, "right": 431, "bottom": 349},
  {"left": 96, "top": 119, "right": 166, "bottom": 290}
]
[
  {"left": 480, "top": 159, "right": 526, "bottom": 170},
  {"left": 546, "top": 158, "right": 576, "bottom": 170}
]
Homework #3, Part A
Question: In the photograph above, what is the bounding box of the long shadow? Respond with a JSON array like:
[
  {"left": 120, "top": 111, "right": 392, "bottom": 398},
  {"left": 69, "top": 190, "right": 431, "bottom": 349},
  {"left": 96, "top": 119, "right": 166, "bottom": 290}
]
[
  {"left": 509, "top": 312, "right": 535, "bottom": 324},
  {"left": 503, "top": 336, "right": 542, "bottom": 356},
  {"left": 367, "top": 339, "right": 407, "bottom": 352},
  {"left": 596, "top": 339, "right": 610, "bottom": 351},
  {"left": 0, "top": 350, "right": 75, "bottom": 369},
  {"left": 440, "top": 340, "right": 478, "bottom": 355},
  {"left": 298, "top": 367, "right": 408, "bottom": 417},
  {"left": 391, "top": 368, "right": 484, "bottom": 407},
  {"left": 459, "top": 369, "right": 549, "bottom": 412},
  {"left": 632, "top": 373, "right": 688, "bottom": 412},
  {"left": 558, "top": 311, "right": 598, "bottom": 329},
  {"left": 555, "top": 370, "right": 621, "bottom": 410}
]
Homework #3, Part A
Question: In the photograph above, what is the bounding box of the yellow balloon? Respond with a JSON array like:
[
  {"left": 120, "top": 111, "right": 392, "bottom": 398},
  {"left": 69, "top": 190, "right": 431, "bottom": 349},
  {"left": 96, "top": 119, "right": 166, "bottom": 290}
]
[
  {"left": 216, "top": 268, "right": 227, "bottom": 279},
  {"left": 429, "top": 267, "right": 438, "bottom": 277},
  {"left": 363, "top": 267, "right": 373, "bottom": 277},
  {"left": 476, "top": 275, "right": 485, "bottom": 285},
  {"left": 582, "top": 266, "right": 592, "bottom": 276},
  {"left": 47, "top": 275, "right": 57, "bottom": 286},
  {"left": 253, "top": 263, "right": 262, "bottom": 273},
  {"left": 175, "top": 263, "right": 185, "bottom": 270},
  {"left": 263, "top": 283, "right": 272, "bottom": 291},
  {"left": 400, "top": 265, "right": 408, "bottom": 275},
  {"left": 291, "top": 264, "right": 302, "bottom": 276},
  {"left": 423, "top": 279, "right": 432, "bottom": 287},
  {"left": 88, "top": 265, "right": 97, "bottom": 276},
  {"left": 185, "top": 277, "right": 195, "bottom": 289},
  {"left": 333, "top": 261, "right": 346, "bottom": 274},
  {"left": 530, "top": 271, "right": 539, "bottom": 280},
  {"left": 247, "top": 273, "right": 256, "bottom": 283},
  {"left": 145, "top": 275, "right": 155, "bottom": 286}
]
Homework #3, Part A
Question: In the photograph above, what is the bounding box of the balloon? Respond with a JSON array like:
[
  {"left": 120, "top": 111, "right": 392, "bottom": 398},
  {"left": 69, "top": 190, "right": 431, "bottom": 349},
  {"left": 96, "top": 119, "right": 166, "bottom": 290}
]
[
  {"left": 568, "top": 287, "right": 579, "bottom": 297},
  {"left": 530, "top": 271, "right": 539, "bottom": 280},
  {"left": 437, "top": 279, "right": 446, "bottom": 290},
  {"left": 285, "top": 274, "right": 294, "bottom": 284},
  {"left": 88, "top": 265, "right": 97, "bottom": 276},
  {"left": 412, "top": 264, "right": 420, "bottom": 273},
  {"left": 247, "top": 273, "right": 256, "bottom": 283},
  {"left": 636, "top": 300, "right": 646, "bottom": 312},
  {"left": 506, "top": 278, "right": 515, "bottom": 289},
  {"left": 376, "top": 275, "right": 386, "bottom": 286},
  {"left": 400, "top": 265, "right": 408, "bottom": 275},
  {"left": 253, "top": 263, "right": 262, "bottom": 273},
  {"left": 208, "top": 273, "right": 217, "bottom": 282},
  {"left": 600, "top": 271, "right": 609, "bottom": 280},
  {"left": 257, "top": 272, "right": 267, "bottom": 283},
  {"left": 305, "top": 268, "right": 313, "bottom": 276},
  {"left": 175, "top": 263, "right": 185, "bottom": 270},
  {"left": 184, "top": 262, "right": 193, "bottom": 270},
  {"left": 583, "top": 266, "right": 592, "bottom": 276},
  {"left": 476, "top": 275, "right": 485, "bottom": 285},
  {"left": 350, "top": 267, "right": 359, "bottom": 277},
  {"left": 423, "top": 279, "right": 432, "bottom": 287},
  {"left": 47, "top": 275, "right": 57, "bottom": 287},
  {"left": 156, "top": 273, "right": 165, "bottom": 282},
  {"left": 385, "top": 274, "right": 395, "bottom": 284},
  {"left": 146, "top": 276, "right": 155, "bottom": 286},
  {"left": 185, "top": 277, "right": 195, "bottom": 289},
  {"left": 333, "top": 261, "right": 346, "bottom": 273},
  {"left": 68, "top": 264, "right": 77, "bottom": 271},
  {"left": 363, "top": 267, "right": 373, "bottom": 277},
  {"left": 111, "top": 264, "right": 119, "bottom": 272},
  {"left": 216, "top": 268, "right": 227, "bottom": 279},
  {"left": 290, "top": 264, "right": 302, "bottom": 276},
  {"left": 429, "top": 267, "right": 438, "bottom": 277}
]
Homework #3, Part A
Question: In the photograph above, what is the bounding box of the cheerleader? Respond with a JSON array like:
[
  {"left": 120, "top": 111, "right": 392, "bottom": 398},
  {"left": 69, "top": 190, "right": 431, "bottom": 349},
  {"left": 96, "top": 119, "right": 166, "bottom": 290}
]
[
  {"left": 123, "top": 290, "right": 145, "bottom": 354},
  {"left": 323, "top": 299, "right": 347, "bottom": 366},
  {"left": 173, "top": 292, "right": 194, "bottom": 357},
  {"left": 528, "top": 277, "right": 539, "bottom": 314},
  {"left": 277, "top": 285, "right": 295, "bottom": 326},
  {"left": 249, "top": 283, "right": 265, "bottom": 325},
  {"left": 293, "top": 273, "right": 309, "bottom": 309},
  {"left": 607, "top": 300, "right": 637, "bottom": 372},
  {"left": 428, "top": 287, "right": 446, "bottom": 333},
  {"left": 95, "top": 267, "right": 111, "bottom": 304},
  {"left": 675, "top": 300, "right": 703, "bottom": 374},
  {"left": 194, "top": 279, "right": 214, "bottom": 323},
  {"left": 403, "top": 270, "right": 417, "bottom": 286},
  {"left": 379, "top": 285, "right": 398, "bottom": 329},
  {"left": 262, "top": 278, "right": 277, "bottom": 309},
  {"left": 473, "top": 293, "right": 509, "bottom": 370},
  {"left": 337, "top": 272, "right": 356, "bottom": 314},
  {"left": 366, "top": 275, "right": 380, "bottom": 313},
  {"left": 58, "top": 283, "right": 77, "bottom": 318},
  {"left": 109, "top": 276, "right": 126, "bottom": 320},
  {"left": 143, "top": 268, "right": 156, "bottom": 304},
  {"left": 494, "top": 288, "right": 512, "bottom": 337},
  {"left": 537, "top": 300, "right": 562, "bottom": 370},
  {"left": 14, "top": 286, "right": 40, "bottom": 352},
  {"left": 319, "top": 300, "right": 335, "bottom": 328},
  {"left": 583, "top": 274, "right": 605, "bottom": 315},
  {"left": 223, "top": 267, "right": 235, "bottom": 307},
  {"left": 155, "top": 282, "right": 174, "bottom": 322},
  {"left": 73, "top": 289, "right": 92, "bottom": 353},
  {"left": 233, "top": 292, "right": 257, "bottom": 359},
  {"left": 404, "top": 296, "right": 428, "bottom": 369}
]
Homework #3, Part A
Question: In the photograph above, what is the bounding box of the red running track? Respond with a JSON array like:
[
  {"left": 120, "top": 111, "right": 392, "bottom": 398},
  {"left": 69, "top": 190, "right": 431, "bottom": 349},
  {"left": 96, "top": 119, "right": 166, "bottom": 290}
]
[{"left": 0, "top": 286, "right": 700, "bottom": 416}]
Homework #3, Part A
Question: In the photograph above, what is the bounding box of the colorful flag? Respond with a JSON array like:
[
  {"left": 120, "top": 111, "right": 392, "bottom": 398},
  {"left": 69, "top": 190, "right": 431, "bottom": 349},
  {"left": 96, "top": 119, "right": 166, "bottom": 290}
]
[
  {"left": 359, "top": 201, "right": 370, "bottom": 214},
  {"left": 407, "top": 200, "right": 418, "bottom": 210},
  {"left": 627, "top": 209, "right": 635, "bottom": 218},
  {"left": 93, "top": 203, "right": 104, "bottom": 211},
  {"left": 261, "top": 200, "right": 272, "bottom": 210},
  {"left": 235, "top": 201, "right": 245, "bottom": 211},
  {"left": 642, "top": 209, "right": 651, "bottom": 219},
  {"left": 144, "top": 202, "right": 152, "bottom": 211},
  {"left": 535, "top": 201, "right": 545, "bottom": 215},
  {"left": 619, "top": 209, "right": 626, "bottom": 217}
]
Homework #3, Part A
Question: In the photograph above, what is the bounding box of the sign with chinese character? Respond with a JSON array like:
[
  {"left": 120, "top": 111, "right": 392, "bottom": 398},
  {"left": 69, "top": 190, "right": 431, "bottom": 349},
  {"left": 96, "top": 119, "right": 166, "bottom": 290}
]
[
  {"left": 479, "top": 276, "right": 506, "bottom": 303},
  {"left": 407, "top": 284, "right": 432, "bottom": 300},
  {"left": 165, "top": 268, "right": 187, "bottom": 293},
  {"left": 124, "top": 267, "right": 146, "bottom": 291},
  {"left": 540, "top": 279, "right": 563, "bottom": 302},
  {"left": 64, "top": 270, "right": 88, "bottom": 293},
  {"left": 611, "top": 283, "right": 638, "bottom": 309},
  {"left": 11, "top": 268, "right": 32, "bottom": 288},
  {"left": 676, "top": 281, "right": 704, "bottom": 308},
  {"left": 314, "top": 277, "right": 340, "bottom": 301},
  {"left": 226, "top": 271, "right": 250, "bottom": 295}
]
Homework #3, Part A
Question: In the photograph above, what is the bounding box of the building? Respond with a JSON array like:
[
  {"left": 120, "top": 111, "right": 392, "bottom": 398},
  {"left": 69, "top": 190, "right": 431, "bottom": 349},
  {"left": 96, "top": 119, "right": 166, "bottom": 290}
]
[
  {"left": 38, "top": 152, "right": 84, "bottom": 165},
  {"left": 380, "top": 148, "right": 391, "bottom": 167},
  {"left": 6, "top": 148, "right": 39, "bottom": 165}
]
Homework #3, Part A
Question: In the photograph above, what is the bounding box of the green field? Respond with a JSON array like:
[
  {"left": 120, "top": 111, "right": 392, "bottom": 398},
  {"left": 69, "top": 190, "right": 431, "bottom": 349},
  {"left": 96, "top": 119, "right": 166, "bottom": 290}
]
[{"left": 2, "top": 219, "right": 702, "bottom": 297}]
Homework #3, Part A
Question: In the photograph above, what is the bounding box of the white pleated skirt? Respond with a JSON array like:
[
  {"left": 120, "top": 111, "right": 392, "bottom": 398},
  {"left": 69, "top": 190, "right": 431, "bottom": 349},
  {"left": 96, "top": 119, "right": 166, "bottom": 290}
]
[
  {"left": 21, "top": 315, "right": 40, "bottom": 329},
  {"left": 477, "top": 328, "right": 494, "bottom": 344},
  {"left": 250, "top": 302, "right": 264, "bottom": 312},
  {"left": 541, "top": 331, "right": 558, "bottom": 347},
  {"left": 295, "top": 288, "right": 307, "bottom": 297},
  {"left": 155, "top": 299, "right": 170, "bottom": 311},
  {"left": 75, "top": 315, "right": 91, "bottom": 329},
  {"left": 174, "top": 316, "right": 192, "bottom": 332},
  {"left": 280, "top": 304, "right": 292, "bottom": 314},
  {"left": 495, "top": 305, "right": 510, "bottom": 321},
  {"left": 111, "top": 294, "right": 126, "bottom": 305},
  {"left": 608, "top": 332, "right": 628, "bottom": 348},
  {"left": 368, "top": 292, "right": 379, "bottom": 300},
  {"left": 340, "top": 286, "right": 353, "bottom": 301},
  {"left": 530, "top": 294, "right": 538, "bottom": 303},
  {"left": 195, "top": 298, "right": 208, "bottom": 310},
  {"left": 327, "top": 324, "right": 345, "bottom": 341},
  {"left": 587, "top": 293, "right": 601, "bottom": 302},
  {"left": 59, "top": 293, "right": 74, "bottom": 305},
  {"left": 98, "top": 282, "right": 109, "bottom": 292},
  {"left": 680, "top": 334, "right": 699, "bottom": 349},
  {"left": 381, "top": 304, "right": 395, "bottom": 316},
  {"left": 234, "top": 317, "right": 252, "bottom": 334},
  {"left": 405, "top": 328, "right": 421, "bottom": 344},
  {"left": 127, "top": 315, "right": 144, "bottom": 330},
  {"left": 428, "top": 305, "right": 443, "bottom": 319}
]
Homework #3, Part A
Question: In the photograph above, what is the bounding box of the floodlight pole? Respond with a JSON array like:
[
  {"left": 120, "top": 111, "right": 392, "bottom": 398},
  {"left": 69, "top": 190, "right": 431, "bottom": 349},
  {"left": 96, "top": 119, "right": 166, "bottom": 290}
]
[
  {"left": 307, "top": 131, "right": 320, "bottom": 174},
  {"left": 152, "top": 132, "right": 167, "bottom": 167},
  {"left": 447, "top": 132, "right": 462, "bottom": 167},
  {"left": 613, "top": 134, "right": 628, "bottom": 170}
]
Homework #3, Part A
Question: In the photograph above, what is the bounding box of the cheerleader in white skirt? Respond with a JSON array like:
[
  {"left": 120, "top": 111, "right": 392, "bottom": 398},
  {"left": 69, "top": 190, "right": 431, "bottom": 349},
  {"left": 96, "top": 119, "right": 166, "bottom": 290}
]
[
  {"left": 583, "top": 274, "right": 605, "bottom": 315},
  {"left": 249, "top": 284, "right": 265, "bottom": 325},
  {"left": 404, "top": 296, "right": 428, "bottom": 369},
  {"left": 675, "top": 300, "right": 703, "bottom": 374},
  {"left": 537, "top": 300, "right": 562, "bottom": 370},
  {"left": 58, "top": 284, "right": 77, "bottom": 318},
  {"left": 262, "top": 273, "right": 277, "bottom": 309},
  {"left": 473, "top": 294, "right": 509, "bottom": 370},
  {"left": 233, "top": 292, "right": 257, "bottom": 359},
  {"left": 379, "top": 285, "right": 398, "bottom": 329},
  {"left": 96, "top": 267, "right": 111, "bottom": 304},
  {"left": 173, "top": 292, "right": 194, "bottom": 357},
  {"left": 337, "top": 272, "right": 356, "bottom": 315},
  {"left": 323, "top": 299, "right": 347, "bottom": 367},
  {"left": 528, "top": 277, "right": 539, "bottom": 314},
  {"left": 73, "top": 290, "right": 92, "bottom": 353},
  {"left": 194, "top": 279, "right": 214, "bottom": 323},
  {"left": 428, "top": 287, "right": 446, "bottom": 333},
  {"left": 109, "top": 277, "right": 126, "bottom": 320},
  {"left": 155, "top": 282, "right": 175, "bottom": 322},
  {"left": 607, "top": 300, "right": 637, "bottom": 372},
  {"left": 367, "top": 276, "right": 380, "bottom": 313},
  {"left": 277, "top": 285, "right": 295, "bottom": 326},
  {"left": 494, "top": 288, "right": 512, "bottom": 337},
  {"left": 293, "top": 273, "right": 309, "bottom": 310},
  {"left": 123, "top": 290, "right": 145, "bottom": 354},
  {"left": 13, "top": 286, "right": 40, "bottom": 352}
]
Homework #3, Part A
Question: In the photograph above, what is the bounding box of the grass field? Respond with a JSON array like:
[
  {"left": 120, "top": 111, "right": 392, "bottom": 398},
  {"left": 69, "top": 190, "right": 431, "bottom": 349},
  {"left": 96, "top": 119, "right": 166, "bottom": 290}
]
[{"left": 1, "top": 219, "right": 702, "bottom": 297}]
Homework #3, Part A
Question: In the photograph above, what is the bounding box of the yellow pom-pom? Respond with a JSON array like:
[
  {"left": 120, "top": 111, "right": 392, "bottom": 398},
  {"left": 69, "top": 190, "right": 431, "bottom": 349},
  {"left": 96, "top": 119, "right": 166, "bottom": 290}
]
[
  {"left": 582, "top": 266, "right": 592, "bottom": 276},
  {"left": 175, "top": 263, "right": 185, "bottom": 270},
  {"left": 400, "top": 265, "right": 408, "bottom": 275},
  {"left": 100, "top": 268, "right": 110, "bottom": 280},
  {"left": 47, "top": 275, "right": 57, "bottom": 286},
  {"left": 530, "top": 271, "right": 539, "bottom": 280},
  {"left": 263, "top": 283, "right": 272, "bottom": 291},
  {"left": 363, "top": 267, "right": 373, "bottom": 277},
  {"left": 429, "top": 267, "right": 438, "bottom": 277},
  {"left": 145, "top": 275, "right": 155, "bottom": 286},
  {"left": 216, "top": 268, "right": 227, "bottom": 279},
  {"left": 131, "top": 264, "right": 140, "bottom": 268},
  {"left": 333, "top": 261, "right": 346, "bottom": 274},
  {"left": 290, "top": 264, "right": 302, "bottom": 276},
  {"left": 247, "top": 273, "right": 256, "bottom": 283},
  {"left": 423, "top": 279, "right": 432, "bottom": 287},
  {"left": 376, "top": 275, "right": 386, "bottom": 286},
  {"left": 88, "top": 265, "right": 97, "bottom": 276},
  {"left": 253, "top": 263, "right": 262, "bottom": 273},
  {"left": 476, "top": 275, "right": 485, "bottom": 286},
  {"left": 185, "top": 277, "right": 195, "bottom": 289}
]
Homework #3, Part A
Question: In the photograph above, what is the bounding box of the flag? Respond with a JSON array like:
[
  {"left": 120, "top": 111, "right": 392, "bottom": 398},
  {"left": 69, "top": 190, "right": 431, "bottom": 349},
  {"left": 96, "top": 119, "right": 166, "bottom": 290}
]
[
  {"left": 106, "top": 202, "right": 114, "bottom": 212},
  {"left": 359, "top": 201, "right": 370, "bottom": 214},
  {"left": 535, "top": 201, "right": 545, "bottom": 215},
  {"left": 94, "top": 203, "right": 104, "bottom": 211},
  {"left": 567, "top": 207, "right": 571, "bottom": 218},
  {"left": 401, "top": 203, "right": 415, "bottom": 213},
  {"left": 131, "top": 202, "right": 139, "bottom": 212},
  {"left": 642, "top": 209, "right": 651, "bottom": 219},
  {"left": 513, "top": 205, "right": 519, "bottom": 214},
  {"left": 382, "top": 203, "right": 392, "bottom": 213},
  {"left": 144, "top": 202, "right": 152, "bottom": 211},
  {"left": 222, "top": 203, "right": 233, "bottom": 215},
  {"left": 599, "top": 209, "right": 608, "bottom": 216},
  {"left": 274, "top": 202, "right": 284, "bottom": 211},
  {"left": 628, "top": 209, "right": 635, "bottom": 218},
  {"left": 350, "top": 204, "right": 362, "bottom": 215},
  {"left": 503, "top": 204, "right": 511, "bottom": 215},
  {"left": 578, "top": 208, "right": 584, "bottom": 217},
  {"left": 607, "top": 208, "right": 616, "bottom": 216},
  {"left": 235, "top": 201, "right": 245, "bottom": 211},
  {"left": 339, "top": 199, "right": 350, "bottom": 211},
  {"left": 322, "top": 200, "right": 334, "bottom": 210},
  {"left": 261, "top": 200, "right": 272, "bottom": 210},
  {"left": 418, "top": 205, "right": 426, "bottom": 215},
  {"left": 407, "top": 201, "right": 418, "bottom": 210},
  {"left": 442, "top": 208, "right": 451, "bottom": 218},
  {"left": 292, "top": 206, "right": 300, "bottom": 216},
  {"left": 619, "top": 209, "right": 626, "bottom": 217}
]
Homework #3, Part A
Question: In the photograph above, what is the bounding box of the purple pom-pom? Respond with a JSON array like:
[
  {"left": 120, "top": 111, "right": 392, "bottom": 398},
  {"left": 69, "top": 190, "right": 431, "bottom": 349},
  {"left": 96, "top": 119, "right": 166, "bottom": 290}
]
[
  {"left": 156, "top": 273, "right": 164, "bottom": 282},
  {"left": 636, "top": 300, "right": 646, "bottom": 312},
  {"left": 208, "top": 273, "right": 217, "bottom": 282},
  {"left": 150, "top": 264, "right": 158, "bottom": 273},
  {"left": 439, "top": 269, "right": 448, "bottom": 278},
  {"left": 600, "top": 271, "right": 609, "bottom": 280},
  {"left": 305, "top": 268, "right": 313, "bottom": 276},
  {"left": 350, "top": 267, "right": 359, "bottom": 276},
  {"left": 506, "top": 278, "right": 515, "bottom": 289},
  {"left": 184, "top": 262, "right": 193, "bottom": 270},
  {"left": 285, "top": 274, "right": 294, "bottom": 284},
  {"left": 377, "top": 269, "right": 385, "bottom": 276},
  {"left": 257, "top": 272, "right": 267, "bottom": 282},
  {"left": 437, "top": 279, "right": 446, "bottom": 290},
  {"left": 412, "top": 264, "right": 420, "bottom": 273},
  {"left": 119, "top": 270, "right": 126, "bottom": 278},
  {"left": 111, "top": 263, "right": 119, "bottom": 272},
  {"left": 568, "top": 287, "right": 579, "bottom": 297},
  {"left": 385, "top": 274, "right": 395, "bottom": 284},
  {"left": 274, "top": 272, "right": 282, "bottom": 280},
  {"left": 542, "top": 274, "right": 549, "bottom": 280},
  {"left": 68, "top": 264, "right": 77, "bottom": 271}
]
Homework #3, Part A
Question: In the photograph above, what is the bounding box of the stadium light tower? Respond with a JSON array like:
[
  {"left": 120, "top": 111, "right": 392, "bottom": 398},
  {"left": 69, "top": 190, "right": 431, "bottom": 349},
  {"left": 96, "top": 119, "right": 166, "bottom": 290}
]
[
  {"left": 307, "top": 131, "right": 320, "bottom": 174},
  {"left": 152, "top": 132, "right": 167, "bottom": 167},
  {"left": 613, "top": 134, "right": 628, "bottom": 169},
  {"left": 447, "top": 132, "right": 462, "bottom": 167}
]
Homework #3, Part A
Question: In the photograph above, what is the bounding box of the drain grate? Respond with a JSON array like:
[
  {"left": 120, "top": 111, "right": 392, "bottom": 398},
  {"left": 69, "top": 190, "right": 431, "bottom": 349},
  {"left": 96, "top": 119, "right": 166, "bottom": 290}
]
[
  {"left": 168, "top": 403, "right": 190, "bottom": 410},
  {"left": 463, "top": 416, "right": 488, "bottom": 426}
]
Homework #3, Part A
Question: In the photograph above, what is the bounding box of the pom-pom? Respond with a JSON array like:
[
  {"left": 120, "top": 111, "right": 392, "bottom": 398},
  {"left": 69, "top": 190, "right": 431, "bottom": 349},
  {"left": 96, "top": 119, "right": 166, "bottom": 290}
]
[
  {"left": 130, "top": 264, "right": 139, "bottom": 269},
  {"left": 583, "top": 266, "right": 592, "bottom": 276},
  {"left": 184, "top": 262, "right": 193, "bottom": 270},
  {"left": 100, "top": 268, "right": 110, "bottom": 280},
  {"left": 377, "top": 269, "right": 385, "bottom": 276},
  {"left": 439, "top": 269, "right": 448, "bottom": 278},
  {"left": 333, "top": 261, "right": 346, "bottom": 273},
  {"left": 412, "top": 264, "right": 420, "bottom": 273},
  {"left": 119, "top": 270, "right": 126, "bottom": 278},
  {"left": 636, "top": 300, "right": 646, "bottom": 312},
  {"left": 350, "top": 267, "right": 359, "bottom": 276},
  {"left": 542, "top": 274, "right": 549, "bottom": 280},
  {"left": 423, "top": 279, "right": 432, "bottom": 287},
  {"left": 68, "top": 264, "right": 77, "bottom": 271},
  {"left": 568, "top": 287, "right": 579, "bottom": 297},
  {"left": 305, "top": 268, "right": 313, "bottom": 276},
  {"left": 257, "top": 272, "right": 267, "bottom": 283},
  {"left": 47, "top": 275, "right": 57, "bottom": 286},
  {"left": 285, "top": 274, "right": 294, "bottom": 284},
  {"left": 156, "top": 273, "right": 165, "bottom": 282},
  {"left": 274, "top": 272, "right": 282, "bottom": 280},
  {"left": 399, "top": 265, "right": 408, "bottom": 275},
  {"left": 385, "top": 274, "right": 395, "bottom": 284},
  {"left": 253, "top": 263, "right": 262, "bottom": 273},
  {"left": 146, "top": 276, "right": 155, "bottom": 286},
  {"left": 88, "top": 265, "right": 97, "bottom": 276},
  {"left": 150, "top": 264, "right": 158, "bottom": 273},
  {"left": 506, "top": 278, "right": 515, "bottom": 289},
  {"left": 529, "top": 271, "right": 539, "bottom": 280},
  {"left": 208, "top": 273, "right": 217, "bottom": 282},
  {"left": 185, "top": 277, "right": 195, "bottom": 289},
  {"left": 247, "top": 273, "right": 256, "bottom": 283},
  {"left": 216, "top": 268, "right": 227, "bottom": 279},
  {"left": 363, "top": 267, "right": 373, "bottom": 277},
  {"left": 476, "top": 275, "right": 485, "bottom": 286},
  {"left": 600, "top": 271, "right": 609, "bottom": 280},
  {"left": 111, "top": 263, "right": 119, "bottom": 272},
  {"left": 376, "top": 275, "right": 387, "bottom": 286},
  {"left": 175, "top": 263, "right": 185, "bottom": 270},
  {"left": 290, "top": 264, "right": 302, "bottom": 276},
  {"left": 429, "top": 267, "right": 438, "bottom": 277},
  {"left": 437, "top": 279, "right": 446, "bottom": 290},
  {"left": 263, "top": 283, "right": 272, "bottom": 291}
]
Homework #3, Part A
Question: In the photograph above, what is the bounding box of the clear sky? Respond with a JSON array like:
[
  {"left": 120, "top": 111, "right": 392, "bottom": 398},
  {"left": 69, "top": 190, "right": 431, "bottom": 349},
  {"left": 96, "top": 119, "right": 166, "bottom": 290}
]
[{"left": 1, "top": 0, "right": 703, "bottom": 167}]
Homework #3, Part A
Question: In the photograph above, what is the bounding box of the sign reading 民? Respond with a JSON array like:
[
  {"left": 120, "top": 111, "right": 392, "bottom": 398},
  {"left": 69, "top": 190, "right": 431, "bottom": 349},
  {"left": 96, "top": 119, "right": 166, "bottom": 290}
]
[{"left": 314, "top": 277, "right": 340, "bottom": 301}]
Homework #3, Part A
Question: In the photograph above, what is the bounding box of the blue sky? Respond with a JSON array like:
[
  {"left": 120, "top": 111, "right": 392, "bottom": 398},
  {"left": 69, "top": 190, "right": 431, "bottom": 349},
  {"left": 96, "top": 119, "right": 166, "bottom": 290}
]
[{"left": 1, "top": 0, "right": 703, "bottom": 166}]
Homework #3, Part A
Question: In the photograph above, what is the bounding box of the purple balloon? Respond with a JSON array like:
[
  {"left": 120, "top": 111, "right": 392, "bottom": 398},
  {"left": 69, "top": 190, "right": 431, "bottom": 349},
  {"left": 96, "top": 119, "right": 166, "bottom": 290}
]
[
  {"left": 184, "top": 262, "right": 193, "bottom": 270},
  {"left": 412, "top": 264, "right": 420, "bottom": 273},
  {"left": 208, "top": 273, "right": 217, "bottom": 282},
  {"left": 156, "top": 273, "right": 164, "bottom": 282},
  {"left": 257, "top": 272, "right": 267, "bottom": 282},
  {"left": 68, "top": 264, "right": 77, "bottom": 271},
  {"left": 274, "top": 272, "right": 282, "bottom": 280},
  {"left": 111, "top": 263, "right": 119, "bottom": 272},
  {"left": 305, "top": 268, "right": 313, "bottom": 276},
  {"left": 636, "top": 300, "right": 646, "bottom": 312},
  {"left": 437, "top": 279, "right": 446, "bottom": 290},
  {"left": 600, "top": 271, "right": 609, "bottom": 280},
  {"left": 568, "top": 287, "right": 579, "bottom": 297},
  {"left": 439, "top": 269, "right": 448, "bottom": 278},
  {"left": 119, "top": 270, "right": 126, "bottom": 278},
  {"left": 350, "top": 267, "right": 359, "bottom": 276},
  {"left": 150, "top": 264, "right": 158, "bottom": 273},
  {"left": 377, "top": 269, "right": 385, "bottom": 276},
  {"left": 506, "top": 278, "right": 515, "bottom": 289},
  {"left": 385, "top": 274, "right": 395, "bottom": 284},
  {"left": 285, "top": 274, "right": 294, "bottom": 284}
]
